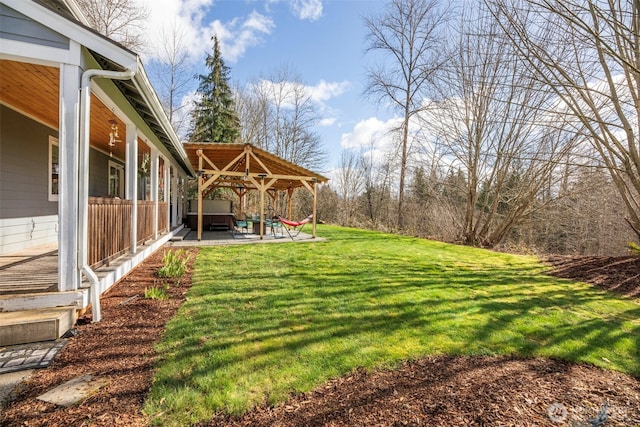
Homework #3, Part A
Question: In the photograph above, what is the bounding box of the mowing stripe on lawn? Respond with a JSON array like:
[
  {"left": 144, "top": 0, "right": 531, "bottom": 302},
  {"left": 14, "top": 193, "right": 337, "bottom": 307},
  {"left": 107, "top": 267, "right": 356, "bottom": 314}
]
[{"left": 145, "top": 225, "right": 640, "bottom": 426}]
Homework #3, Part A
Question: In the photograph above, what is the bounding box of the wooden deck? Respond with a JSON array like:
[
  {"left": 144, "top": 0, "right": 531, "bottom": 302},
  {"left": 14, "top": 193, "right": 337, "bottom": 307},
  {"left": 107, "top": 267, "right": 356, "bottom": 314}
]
[{"left": 0, "top": 245, "right": 58, "bottom": 296}]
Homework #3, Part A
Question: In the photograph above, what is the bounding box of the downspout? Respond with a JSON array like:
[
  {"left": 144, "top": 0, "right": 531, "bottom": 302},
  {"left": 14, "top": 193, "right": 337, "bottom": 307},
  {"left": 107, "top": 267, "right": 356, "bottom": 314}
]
[{"left": 79, "top": 68, "right": 135, "bottom": 322}]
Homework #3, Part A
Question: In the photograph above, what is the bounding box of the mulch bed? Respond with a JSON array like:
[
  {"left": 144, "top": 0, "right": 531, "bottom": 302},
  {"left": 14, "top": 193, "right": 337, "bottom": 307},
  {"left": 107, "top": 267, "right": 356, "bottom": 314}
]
[
  {"left": 0, "top": 247, "right": 199, "bottom": 427},
  {"left": 545, "top": 255, "right": 640, "bottom": 299},
  {"left": 207, "top": 356, "right": 639, "bottom": 427},
  {"left": 1, "top": 249, "right": 638, "bottom": 426}
]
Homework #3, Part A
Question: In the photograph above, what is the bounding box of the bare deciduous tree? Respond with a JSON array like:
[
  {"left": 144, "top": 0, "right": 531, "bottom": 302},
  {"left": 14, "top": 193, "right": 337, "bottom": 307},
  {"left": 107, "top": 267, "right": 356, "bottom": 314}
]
[
  {"left": 486, "top": 0, "right": 640, "bottom": 240},
  {"left": 236, "top": 68, "right": 326, "bottom": 170},
  {"left": 420, "top": 3, "right": 577, "bottom": 247},
  {"left": 358, "top": 143, "right": 394, "bottom": 228},
  {"left": 335, "top": 150, "right": 365, "bottom": 226},
  {"left": 76, "top": 0, "right": 149, "bottom": 52},
  {"left": 364, "top": 0, "right": 448, "bottom": 229},
  {"left": 151, "top": 19, "right": 193, "bottom": 138}
]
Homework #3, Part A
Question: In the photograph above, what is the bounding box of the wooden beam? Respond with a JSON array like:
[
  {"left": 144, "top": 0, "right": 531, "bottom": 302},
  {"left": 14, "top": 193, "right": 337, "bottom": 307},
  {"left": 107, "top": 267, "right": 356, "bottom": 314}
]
[
  {"left": 231, "top": 187, "right": 248, "bottom": 218},
  {"left": 196, "top": 169, "right": 317, "bottom": 183},
  {"left": 249, "top": 150, "right": 272, "bottom": 175},
  {"left": 197, "top": 148, "right": 219, "bottom": 171},
  {"left": 301, "top": 179, "right": 314, "bottom": 194},
  {"left": 219, "top": 149, "right": 248, "bottom": 174}
]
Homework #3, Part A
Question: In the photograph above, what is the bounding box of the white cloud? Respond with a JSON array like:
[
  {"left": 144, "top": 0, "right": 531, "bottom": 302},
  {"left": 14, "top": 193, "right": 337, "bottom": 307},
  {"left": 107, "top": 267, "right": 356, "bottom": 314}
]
[
  {"left": 290, "top": 0, "right": 323, "bottom": 21},
  {"left": 309, "top": 80, "right": 350, "bottom": 103},
  {"left": 139, "top": 0, "right": 274, "bottom": 64},
  {"left": 320, "top": 117, "right": 336, "bottom": 126},
  {"left": 260, "top": 0, "right": 323, "bottom": 20},
  {"left": 253, "top": 78, "right": 350, "bottom": 109},
  {"left": 211, "top": 11, "right": 275, "bottom": 63},
  {"left": 139, "top": 0, "right": 210, "bottom": 62},
  {"left": 340, "top": 117, "right": 401, "bottom": 151}
]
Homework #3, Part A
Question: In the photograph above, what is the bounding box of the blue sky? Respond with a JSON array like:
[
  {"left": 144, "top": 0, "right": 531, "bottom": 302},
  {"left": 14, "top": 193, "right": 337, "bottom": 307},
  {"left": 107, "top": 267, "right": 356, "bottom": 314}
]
[{"left": 140, "top": 0, "right": 398, "bottom": 174}]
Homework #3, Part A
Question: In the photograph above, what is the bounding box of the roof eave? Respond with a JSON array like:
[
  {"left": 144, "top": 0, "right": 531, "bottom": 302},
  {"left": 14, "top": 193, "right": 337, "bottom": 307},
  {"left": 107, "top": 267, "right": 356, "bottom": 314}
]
[{"left": 8, "top": 0, "right": 194, "bottom": 176}]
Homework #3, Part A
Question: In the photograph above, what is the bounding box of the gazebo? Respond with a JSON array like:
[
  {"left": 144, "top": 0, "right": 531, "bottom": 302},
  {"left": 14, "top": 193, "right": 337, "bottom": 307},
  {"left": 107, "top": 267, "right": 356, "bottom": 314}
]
[{"left": 183, "top": 143, "right": 329, "bottom": 240}]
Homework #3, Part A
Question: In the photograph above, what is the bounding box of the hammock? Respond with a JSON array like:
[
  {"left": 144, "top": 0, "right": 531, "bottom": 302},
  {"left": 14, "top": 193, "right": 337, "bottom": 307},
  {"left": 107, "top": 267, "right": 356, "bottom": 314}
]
[{"left": 275, "top": 214, "right": 313, "bottom": 239}]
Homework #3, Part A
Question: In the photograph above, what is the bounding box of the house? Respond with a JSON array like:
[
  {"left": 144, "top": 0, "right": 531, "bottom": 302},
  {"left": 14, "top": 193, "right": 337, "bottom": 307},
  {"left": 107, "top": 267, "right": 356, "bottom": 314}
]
[{"left": 0, "top": 0, "right": 194, "bottom": 345}]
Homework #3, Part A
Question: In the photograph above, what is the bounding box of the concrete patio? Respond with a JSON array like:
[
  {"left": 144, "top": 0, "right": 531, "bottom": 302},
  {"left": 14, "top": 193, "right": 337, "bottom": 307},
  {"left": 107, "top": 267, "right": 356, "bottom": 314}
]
[{"left": 168, "top": 228, "right": 323, "bottom": 247}]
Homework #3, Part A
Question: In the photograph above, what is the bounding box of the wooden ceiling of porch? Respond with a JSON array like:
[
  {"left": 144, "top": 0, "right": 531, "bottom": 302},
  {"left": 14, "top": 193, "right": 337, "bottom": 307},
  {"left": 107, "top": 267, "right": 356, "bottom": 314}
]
[{"left": 0, "top": 59, "right": 148, "bottom": 162}]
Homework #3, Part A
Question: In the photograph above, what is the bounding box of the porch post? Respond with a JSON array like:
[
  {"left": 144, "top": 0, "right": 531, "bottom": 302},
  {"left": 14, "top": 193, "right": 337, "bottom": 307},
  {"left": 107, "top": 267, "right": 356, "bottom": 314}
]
[
  {"left": 58, "top": 62, "right": 81, "bottom": 291},
  {"left": 164, "top": 158, "right": 170, "bottom": 231},
  {"left": 150, "top": 147, "right": 159, "bottom": 239},
  {"left": 125, "top": 124, "right": 138, "bottom": 253},
  {"left": 177, "top": 173, "right": 184, "bottom": 226},
  {"left": 171, "top": 167, "right": 178, "bottom": 228}
]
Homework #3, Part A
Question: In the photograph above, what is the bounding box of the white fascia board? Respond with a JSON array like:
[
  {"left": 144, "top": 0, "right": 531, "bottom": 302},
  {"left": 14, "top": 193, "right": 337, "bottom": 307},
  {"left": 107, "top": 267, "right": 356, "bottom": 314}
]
[
  {"left": 0, "top": 38, "right": 78, "bottom": 66},
  {"left": 2, "top": 0, "right": 137, "bottom": 71}
]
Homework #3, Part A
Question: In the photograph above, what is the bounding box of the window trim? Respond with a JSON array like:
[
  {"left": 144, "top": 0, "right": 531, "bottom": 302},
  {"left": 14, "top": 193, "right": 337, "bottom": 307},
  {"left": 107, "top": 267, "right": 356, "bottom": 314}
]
[{"left": 108, "top": 160, "right": 125, "bottom": 199}]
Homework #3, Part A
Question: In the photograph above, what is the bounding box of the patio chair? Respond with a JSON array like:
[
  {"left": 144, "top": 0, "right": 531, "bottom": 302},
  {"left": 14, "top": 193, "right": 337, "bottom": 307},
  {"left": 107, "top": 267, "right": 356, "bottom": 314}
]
[
  {"left": 233, "top": 216, "right": 249, "bottom": 234},
  {"left": 267, "top": 217, "right": 286, "bottom": 238}
]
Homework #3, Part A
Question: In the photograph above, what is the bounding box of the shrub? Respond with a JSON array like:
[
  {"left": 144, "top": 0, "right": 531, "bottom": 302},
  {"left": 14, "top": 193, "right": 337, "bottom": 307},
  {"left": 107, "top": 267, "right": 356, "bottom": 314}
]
[
  {"left": 144, "top": 284, "right": 169, "bottom": 300},
  {"left": 158, "top": 249, "right": 191, "bottom": 278}
]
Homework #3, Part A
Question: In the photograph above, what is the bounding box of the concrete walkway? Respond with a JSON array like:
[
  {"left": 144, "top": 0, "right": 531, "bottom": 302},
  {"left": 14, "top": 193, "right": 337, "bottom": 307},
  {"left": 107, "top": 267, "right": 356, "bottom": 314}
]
[
  {"left": 0, "top": 340, "right": 67, "bottom": 409},
  {"left": 0, "top": 369, "right": 32, "bottom": 409}
]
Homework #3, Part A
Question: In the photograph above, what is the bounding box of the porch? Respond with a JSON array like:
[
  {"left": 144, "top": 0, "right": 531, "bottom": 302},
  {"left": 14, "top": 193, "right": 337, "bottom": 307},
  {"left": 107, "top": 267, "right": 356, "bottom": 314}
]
[{"left": 0, "top": 197, "right": 174, "bottom": 347}]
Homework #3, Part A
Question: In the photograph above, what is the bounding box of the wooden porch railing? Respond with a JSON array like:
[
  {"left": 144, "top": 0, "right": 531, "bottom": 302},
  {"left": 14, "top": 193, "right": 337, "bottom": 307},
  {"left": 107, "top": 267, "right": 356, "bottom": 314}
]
[
  {"left": 158, "top": 202, "right": 168, "bottom": 234},
  {"left": 136, "top": 201, "right": 155, "bottom": 244},
  {"left": 88, "top": 198, "right": 169, "bottom": 267}
]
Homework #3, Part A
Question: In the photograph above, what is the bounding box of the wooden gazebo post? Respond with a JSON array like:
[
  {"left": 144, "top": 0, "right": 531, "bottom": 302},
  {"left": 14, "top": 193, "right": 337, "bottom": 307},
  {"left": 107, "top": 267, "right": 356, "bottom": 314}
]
[
  {"left": 259, "top": 174, "right": 266, "bottom": 239},
  {"left": 197, "top": 149, "right": 203, "bottom": 241},
  {"left": 287, "top": 187, "right": 294, "bottom": 220},
  {"left": 312, "top": 178, "right": 318, "bottom": 238}
]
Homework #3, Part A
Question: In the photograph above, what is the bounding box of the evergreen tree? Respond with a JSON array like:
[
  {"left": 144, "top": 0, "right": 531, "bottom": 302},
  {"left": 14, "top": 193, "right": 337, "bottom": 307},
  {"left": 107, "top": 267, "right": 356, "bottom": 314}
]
[{"left": 190, "top": 36, "right": 240, "bottom": 143}]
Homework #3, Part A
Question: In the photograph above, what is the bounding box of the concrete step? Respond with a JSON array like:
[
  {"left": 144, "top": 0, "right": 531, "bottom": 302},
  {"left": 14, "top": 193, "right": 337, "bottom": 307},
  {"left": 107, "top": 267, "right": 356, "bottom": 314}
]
[
  {"left": 0, "top": 290, "right": 87, "bottom": 312},
  {"left": 170, "top": 227, "right": 191, "bottom": 241},
  {"left": 0, "top": 307, "right": 76, "bottom": 346}
]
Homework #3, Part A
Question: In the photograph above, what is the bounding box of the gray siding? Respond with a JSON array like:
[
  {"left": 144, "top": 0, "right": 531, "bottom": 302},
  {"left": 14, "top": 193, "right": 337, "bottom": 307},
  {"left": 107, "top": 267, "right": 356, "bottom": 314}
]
[
  {"left": 0, "top": 105, "right": 58, "bottom": 219},
  {"left": 0, "top": 4, "right": 69, "bottom": 49},
  {"left": 89, "top": 151, "right": 125, "bottom": 197},
  {"left": 0, "top": 105, "right": 127, "bottom": 219}
]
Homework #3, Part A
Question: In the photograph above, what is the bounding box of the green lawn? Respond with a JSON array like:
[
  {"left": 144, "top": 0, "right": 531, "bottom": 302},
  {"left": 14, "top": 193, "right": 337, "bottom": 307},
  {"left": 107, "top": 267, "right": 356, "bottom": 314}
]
[{"left": 145, "top": 225, "right": 640, "bottom": 426}]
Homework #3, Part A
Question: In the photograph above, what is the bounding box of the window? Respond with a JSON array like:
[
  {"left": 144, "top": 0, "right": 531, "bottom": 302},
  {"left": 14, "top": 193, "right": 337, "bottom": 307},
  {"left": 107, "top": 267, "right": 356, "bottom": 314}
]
[
  {"left": 108, "top": 161, "right": 125, "bottom": 198},
  {"left": 48, "top": 137, "right": 59, "bottom": 201}
]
